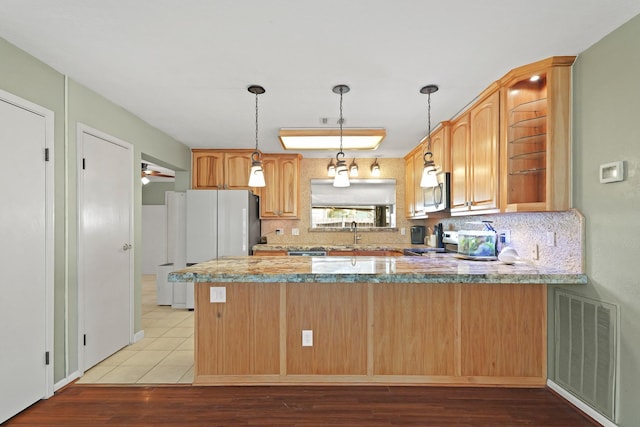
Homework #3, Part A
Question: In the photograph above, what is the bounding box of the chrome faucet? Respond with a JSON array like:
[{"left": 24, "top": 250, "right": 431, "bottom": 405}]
[{"left": 351, "top": 221, "right": 361, "bottom": 245}]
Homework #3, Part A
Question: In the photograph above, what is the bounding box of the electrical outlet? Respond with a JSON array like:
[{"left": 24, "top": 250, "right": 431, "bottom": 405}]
[
  {"left": 209, "top": 287, "right": 226, "bottom": 303},
  {"left": 531, "top": 244, "right": 539, "bottom": 260},
  {"left": 546, "top": 231, "right": 556, "bottom": 247},
  {"left": 498, "top": 229, "right": 511, "bottom": 244},
  {"left": 302, "top": 330, "right": 313, "bottom": 347},
  {"left": 292, "top": 228, "right": 299, "bottom": 236},
  {"left": 401, "top": 228, "right": 406, "bottom": 235},
  {"left": 275, "top": 229, "right": 283, "bottom": 236}
]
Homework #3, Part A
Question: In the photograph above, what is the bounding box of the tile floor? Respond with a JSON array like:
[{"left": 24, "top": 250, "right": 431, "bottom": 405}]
[{"left": 77, "top": 274, "right": 194, "bottom": 384}]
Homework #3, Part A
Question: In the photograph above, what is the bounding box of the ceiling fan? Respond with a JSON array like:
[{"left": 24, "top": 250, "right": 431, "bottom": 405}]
[{"left": 141, "top": 162, "right": 175, "bottom": 184}]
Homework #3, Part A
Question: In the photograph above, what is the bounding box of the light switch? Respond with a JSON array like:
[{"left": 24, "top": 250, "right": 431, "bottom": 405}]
[
  {"left": 209, "top": 286, "right": 226, "bottom": 303},
  {"left": 599, "top": 161, "right": 624, "bottom": 183},
  {"left": 302, "top": 330, "right": 313, "bottom": 347}
]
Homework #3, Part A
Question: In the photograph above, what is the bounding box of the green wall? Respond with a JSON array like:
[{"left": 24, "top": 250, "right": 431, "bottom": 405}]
[
  {"left": 557, "top": 13, "right": 640, "bottom": 426},
  {"left": 142, "top": 182, "right": 176, "bottom": 205},
  {"left": 0, "top": 37, "right": 191, "bottom": 382}
]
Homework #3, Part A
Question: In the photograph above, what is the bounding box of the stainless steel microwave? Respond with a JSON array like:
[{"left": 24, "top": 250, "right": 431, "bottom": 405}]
[{"left": 423, "top": 172, "right": 450, "bottom": 213}]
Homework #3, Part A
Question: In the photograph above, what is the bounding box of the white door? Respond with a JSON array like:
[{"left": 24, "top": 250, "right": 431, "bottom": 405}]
[
  {"left": 78, "top": 126, "right": 133, "bottom": 370},
  {"left": 0, "top": 92, "right": 54, "bottom": 423}
]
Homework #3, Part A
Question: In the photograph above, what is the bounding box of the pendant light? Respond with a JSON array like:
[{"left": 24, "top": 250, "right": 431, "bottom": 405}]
[
  {"left": 327, "top": 157, "right": 336, "bottom": 177},
  {"left": 349, "top": 158, "right": 359, "bottom": 177},
  {"left": 332, "top": 84, "right": 350, "bottom": 187},
  {"left": 370, "top": 158, "right": 381, "bottom": 176},
  {"left": 419, "top": 84, "right": 440, "bottom": 188},
  {"left": 247, "top": 85, "right": 266, "bottom": 187}
]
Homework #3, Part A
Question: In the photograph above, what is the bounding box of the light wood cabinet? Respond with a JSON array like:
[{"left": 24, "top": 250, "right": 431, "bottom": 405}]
[
  {"left": 193, "top": 281, "right": 547, "bottom": 385},
  {"left": 500, "top": 56, "right": 575, "bottom": 212},
  {"left": 191, "top": 149, "right": 254, "bottom": 190},
  {"left": 253, "top": 250, "right": 288, "bottom": 256},
  {"left": 259, "top": 154, "right": 301, "bottom": 219},
  {"left": 404, "top": 123, "right": 449, "bottom": 219},
  {"left": 194, "top": 282, "right": 280, "bottom": 377},
  {"left": 450, "top": 89, "right": 500, "bottom": 215},
  {"left": 460, "top": 284, "right": 546, "bottom": 378},
  {"left": 373, "top": 284, "right": 456, "bottom": 375},
  {"left": 286, "top": 283, "right": 368, "bottom": 375}
]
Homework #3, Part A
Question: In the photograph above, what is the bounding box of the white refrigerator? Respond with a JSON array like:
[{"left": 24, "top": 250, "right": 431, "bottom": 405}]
[{"left": 186, "top": 189, "right": 261, "bottom": 264}]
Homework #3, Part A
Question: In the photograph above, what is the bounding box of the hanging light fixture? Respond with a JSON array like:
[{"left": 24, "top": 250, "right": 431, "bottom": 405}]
[
  {"left": 419, "top": 84, "right": 440, "bottom": 188},
  {"left": 332, "top": 84, "right": 350, "bottom": 187},
  {"left": 349, "top": 158, "right": 359, "bottom": 177},
  {"left": 247, "top": 85, "right": 266, "bottom": 187},
  {"left": 327, "top": 157, "right": 336, "bottom": 177},
  {"left": 370, "top": 158, "right": 381, "bottom": 176}
]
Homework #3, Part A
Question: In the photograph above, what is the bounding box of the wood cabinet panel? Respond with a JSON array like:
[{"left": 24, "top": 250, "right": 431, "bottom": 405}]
[
  {"left": 259, "top": 154, "right": 300, "bottom": 219},
  {"left": 469, "top": 91, "right": 500, "bottom": 212},
  {"left": 191, "top": 149, "right": 254, "bottom": 190},
  {"left": 373, "top": 284, "right": 456, "bottom": 375},
  {"left": 224, "top": 152, "right": 253, "bottom": 189},
  {"left": 450, "top": 113, "right": 470, "bottom": 212},
  {"left": 286, "top": 283, "right": 367, "bottom": 375},
  {"left": 449, "top": 90, "right": 500, "bottom": 215},
  {"left": 460, "top": 284, "right": 546, "bottom": 378},
  {"left": 192, "top": 151, "right": 224, "bottom": 189},
  {"left": 195, "top": 283, "right": 280, "bottom": 376},
  {"left": 253, "top": 250, "right": 288, "bottom": 256},
  {"left": 500, "top": 57, "right": 574, "bottom": 212}
]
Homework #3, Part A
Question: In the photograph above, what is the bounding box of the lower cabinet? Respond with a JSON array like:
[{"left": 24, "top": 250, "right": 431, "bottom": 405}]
[{"left": 193, "top": 282, "right": 546, "bottom": 385}]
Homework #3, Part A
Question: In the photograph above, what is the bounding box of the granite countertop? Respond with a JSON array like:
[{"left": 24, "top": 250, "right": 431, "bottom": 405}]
[
  {"left": 253, "top": 243, "right": 418, "bottom": 252},
  {"left": 169, "top": 253, "right": 587, "bottom": 285}
]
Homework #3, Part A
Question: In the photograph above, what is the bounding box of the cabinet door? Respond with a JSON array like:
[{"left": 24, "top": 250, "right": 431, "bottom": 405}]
[
  {"left": 449, "top": 113, "right": 470, "bottom": 212},
  {"left": 404, "top": 155, "right": 415, "bottom": 218},
  {"left": 412, "top": 147, "right": 426, "bottom": 217},
  {"left": 224, "top": 151, "right": 253, "bottom": 190},
  {"left": 278, "top": 156, "right": 299, "bottom": 218},
  {"left": 192, "top": 151, "right": 224, "bottom": 189},
  {"left": 429, "top": 123, "right": 449, "bottom": 173},
  {"left": 259, "top": 156, "right": 279, "bottom": 218},
  {"left": 469, "top": 91, "right": 500, "bottom": 212}
]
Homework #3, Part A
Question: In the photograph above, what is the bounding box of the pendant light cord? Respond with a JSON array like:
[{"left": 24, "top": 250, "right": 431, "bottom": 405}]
[{"left": 254, "top": 91, "right": 259, "bottom": 151}]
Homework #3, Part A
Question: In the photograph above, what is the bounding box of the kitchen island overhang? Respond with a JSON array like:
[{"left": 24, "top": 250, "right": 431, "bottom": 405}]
[{"left": 169, "top": 255, "right": 585, "bottom": 387}]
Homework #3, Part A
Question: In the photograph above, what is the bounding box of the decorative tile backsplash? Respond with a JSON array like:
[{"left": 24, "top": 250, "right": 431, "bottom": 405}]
[{"left": 430, "top": 210, "right": 584, "bottom": 273}]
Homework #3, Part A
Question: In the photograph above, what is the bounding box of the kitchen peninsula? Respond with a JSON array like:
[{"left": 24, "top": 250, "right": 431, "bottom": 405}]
[{"left": 169, "top": 254, "right": 586, "bottom": 387}]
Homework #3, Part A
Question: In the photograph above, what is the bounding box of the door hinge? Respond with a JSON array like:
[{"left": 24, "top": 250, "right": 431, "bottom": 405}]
[
  {"left": 82, "top": 158, "right": 86, "bottom": 170},
  {"left": 44, "top": 148, "right": 50, "bottom": 162},
  {"left": 45, "top": 351, "right": 50, "bottom": 365},
  {"left": 83, "top": 334, "right": 87, "bottom": 346}
]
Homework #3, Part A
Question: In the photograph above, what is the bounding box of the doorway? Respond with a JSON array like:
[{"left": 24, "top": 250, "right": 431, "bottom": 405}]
[{"left": 77, "top": 125, "right": 133, "bottom": 371}]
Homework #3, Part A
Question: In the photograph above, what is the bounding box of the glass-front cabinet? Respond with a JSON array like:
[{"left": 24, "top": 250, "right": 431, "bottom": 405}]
[{"left": 500, "top": 56, "right": 575, "bottom": 212}]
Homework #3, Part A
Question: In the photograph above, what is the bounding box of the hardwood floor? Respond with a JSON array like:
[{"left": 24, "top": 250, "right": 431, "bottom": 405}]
[{"left": 5, "top": 384, "right": 599, "bottom": 426}]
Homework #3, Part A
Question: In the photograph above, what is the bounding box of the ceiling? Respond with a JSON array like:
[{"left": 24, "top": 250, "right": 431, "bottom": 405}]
[{"left": 1, "top": 1, "right": 639, "bottom": 159}]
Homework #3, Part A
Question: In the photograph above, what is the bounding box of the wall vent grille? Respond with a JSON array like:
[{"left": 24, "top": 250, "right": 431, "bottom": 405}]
[{"left": 555, "top": 289, "right": 617, "bottom": 421}]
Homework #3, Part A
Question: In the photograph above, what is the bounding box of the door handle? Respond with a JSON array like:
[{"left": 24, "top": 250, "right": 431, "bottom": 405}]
[{"left": 122, "top": 243, "right": 132, "bottom": 251}]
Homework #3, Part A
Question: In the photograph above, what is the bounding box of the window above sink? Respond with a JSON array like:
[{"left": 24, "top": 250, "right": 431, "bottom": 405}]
[{"left": 310, "top": 179, "right": 396, "bottom": 230}]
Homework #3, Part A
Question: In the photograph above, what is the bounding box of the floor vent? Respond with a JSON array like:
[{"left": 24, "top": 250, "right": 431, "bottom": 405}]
[{"left": 555, "top": 289, "right": 617, "bottom": 421}]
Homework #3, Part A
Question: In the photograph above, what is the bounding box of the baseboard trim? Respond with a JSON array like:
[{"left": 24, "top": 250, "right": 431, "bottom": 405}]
[
  {"left": 133, "top": 329, "right": 144, "bottom": 343},
  {"left": 547, "top": 380, "right": 616, "bottom": 427},
  {"left": 54, "top": 371, "right": 81, "bottom": 392}
]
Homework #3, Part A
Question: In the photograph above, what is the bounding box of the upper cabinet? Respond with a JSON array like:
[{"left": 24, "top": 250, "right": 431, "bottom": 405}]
[
  {"left": 500, "top": 56, "right": 575, "bottom": 212},
  {"left": 405, "top": 56, "right": 575, "bottom": 216},
  {"left": 404, "top": 122, "right": 450, "bottom": 219},
  {"left": 259, "top": 154, "right": 301, "bottom": 219},
  {"left": 192, "top": 149, "right": 254, "bottom": 190},
  {"left": 450, "top": 88, "right": 500, "bottom": 215}
]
